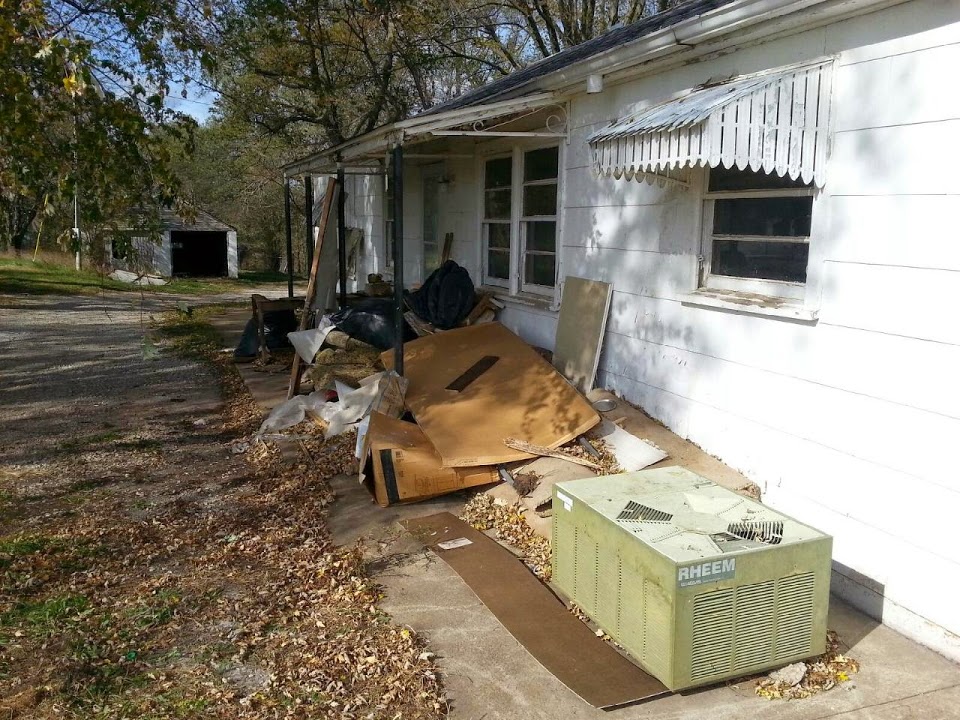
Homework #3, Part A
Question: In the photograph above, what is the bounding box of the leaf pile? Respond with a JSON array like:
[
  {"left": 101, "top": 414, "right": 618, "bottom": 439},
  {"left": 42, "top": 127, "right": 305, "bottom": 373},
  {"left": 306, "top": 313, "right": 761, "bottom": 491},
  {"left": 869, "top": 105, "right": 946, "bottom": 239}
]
[
  {"left": 559, "top": 436, "right": 621, "bottom": 475},
  {"left": 459, "top": 494, "right": 551, "bottom": 581},
  {"left": 755, "top": 631, "right": 860, "bottom": 700}
]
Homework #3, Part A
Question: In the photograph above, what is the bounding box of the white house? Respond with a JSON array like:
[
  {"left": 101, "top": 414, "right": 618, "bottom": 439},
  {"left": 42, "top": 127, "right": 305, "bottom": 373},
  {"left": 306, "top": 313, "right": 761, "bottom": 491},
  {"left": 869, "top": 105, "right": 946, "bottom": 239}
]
[
  {"left": 111, "top": 208, "right": 239, "bottom": 278},
  {"left": 286, "top": 0, "right": 960, "bottom": 661}
]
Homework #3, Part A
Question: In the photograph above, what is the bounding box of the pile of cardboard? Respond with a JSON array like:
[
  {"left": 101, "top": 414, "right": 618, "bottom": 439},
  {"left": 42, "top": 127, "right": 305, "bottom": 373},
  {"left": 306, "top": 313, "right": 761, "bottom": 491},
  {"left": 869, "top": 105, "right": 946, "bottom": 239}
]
[{"left": 357, "top": 322, "right": 602, "bottom": 506}]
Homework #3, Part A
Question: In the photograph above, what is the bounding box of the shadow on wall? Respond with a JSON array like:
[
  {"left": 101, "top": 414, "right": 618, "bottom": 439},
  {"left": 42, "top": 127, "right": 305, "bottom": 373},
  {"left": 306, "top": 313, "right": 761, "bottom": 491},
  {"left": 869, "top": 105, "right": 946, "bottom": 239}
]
[{"left": 831, "top": 560, "right": 884, "bottom": 649}]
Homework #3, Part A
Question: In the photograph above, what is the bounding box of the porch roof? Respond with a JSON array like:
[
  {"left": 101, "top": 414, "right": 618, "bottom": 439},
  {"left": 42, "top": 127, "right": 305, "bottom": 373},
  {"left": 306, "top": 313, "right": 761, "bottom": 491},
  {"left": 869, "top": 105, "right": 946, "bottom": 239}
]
[{"left": 283, "top": 92, "right": 566, "bottom": 177}]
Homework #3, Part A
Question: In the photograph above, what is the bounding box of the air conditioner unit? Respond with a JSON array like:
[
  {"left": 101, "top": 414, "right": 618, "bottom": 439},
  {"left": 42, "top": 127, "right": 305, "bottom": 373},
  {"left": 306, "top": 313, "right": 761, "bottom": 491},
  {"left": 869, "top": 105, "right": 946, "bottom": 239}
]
[{"left": 552, "top": 467, "right": 832, "bottom": 691}]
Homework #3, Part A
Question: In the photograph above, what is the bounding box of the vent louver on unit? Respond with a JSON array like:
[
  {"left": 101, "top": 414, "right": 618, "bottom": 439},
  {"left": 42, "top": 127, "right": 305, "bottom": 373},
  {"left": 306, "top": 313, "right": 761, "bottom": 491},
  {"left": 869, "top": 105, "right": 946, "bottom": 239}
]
[
  {"left": 617, "top": 501, "right": 673, "bottom": 523},
  {"left": 725, "top": 521, "right": 784, "bottom": 545}
]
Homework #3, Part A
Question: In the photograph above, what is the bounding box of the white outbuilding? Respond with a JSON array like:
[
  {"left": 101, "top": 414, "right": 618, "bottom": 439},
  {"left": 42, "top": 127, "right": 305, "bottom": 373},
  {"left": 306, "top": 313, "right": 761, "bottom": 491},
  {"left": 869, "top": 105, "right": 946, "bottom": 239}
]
[{"left": 111, "top": 207, "right": 238, "bottom": 278}]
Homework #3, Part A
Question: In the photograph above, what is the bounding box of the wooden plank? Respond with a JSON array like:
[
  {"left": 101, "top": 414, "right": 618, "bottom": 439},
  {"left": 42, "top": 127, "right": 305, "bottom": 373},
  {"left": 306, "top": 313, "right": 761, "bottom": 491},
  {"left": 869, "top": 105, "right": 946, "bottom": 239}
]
[
  {"left": 502, "top": 437, "right": 601, "bottom": 470},
  {"left": 287, "top": 178, "right": 338, "bottom": 399},
  {"left": 400, "top": 513, "right": 669, "bottom": 709}
]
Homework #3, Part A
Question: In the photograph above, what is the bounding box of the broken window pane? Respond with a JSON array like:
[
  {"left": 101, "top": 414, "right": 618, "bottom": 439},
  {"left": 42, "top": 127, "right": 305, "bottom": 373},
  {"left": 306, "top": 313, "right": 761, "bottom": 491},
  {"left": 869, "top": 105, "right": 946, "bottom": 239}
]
[
  {"left": 524, "top": 147, "right": 559, "bottom": 182},
  {"left": 524, "top": 253, "right": 556, "bottom": 287},
  {"left": 712, "top": 239, "right": 809, "bottom": 283},
  {"left": 523, "top": 184, "right": 557, "bottom": 216},
  {"left": 714, "top": 197, "right": 812, "bottom": 237},
  {"left": 485, "top": 157, "right": 512, "bottom": 189}
]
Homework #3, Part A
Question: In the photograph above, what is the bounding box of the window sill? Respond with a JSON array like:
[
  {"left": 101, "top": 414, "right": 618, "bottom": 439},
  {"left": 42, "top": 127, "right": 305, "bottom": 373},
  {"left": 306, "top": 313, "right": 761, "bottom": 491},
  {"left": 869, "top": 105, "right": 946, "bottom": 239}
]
[
  {"left": 483, "top": 287, "right": 558, "bottom": 313},
  {"left": 679, "top": 289, "right": 818, "bottom": 322}
]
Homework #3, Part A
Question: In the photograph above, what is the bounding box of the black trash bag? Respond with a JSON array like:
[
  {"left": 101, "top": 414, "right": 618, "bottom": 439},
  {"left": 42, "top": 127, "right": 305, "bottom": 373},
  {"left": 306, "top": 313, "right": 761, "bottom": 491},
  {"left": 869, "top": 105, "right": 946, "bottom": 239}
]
[
  {"left": 234, "top": 309, "right": 298, "bottom": 359},
  {"left": 330, "top": 297, "right": 416, "bottom": 350},
  {"left": 406, "top": 260, "right": 476, "bottom": 330}
]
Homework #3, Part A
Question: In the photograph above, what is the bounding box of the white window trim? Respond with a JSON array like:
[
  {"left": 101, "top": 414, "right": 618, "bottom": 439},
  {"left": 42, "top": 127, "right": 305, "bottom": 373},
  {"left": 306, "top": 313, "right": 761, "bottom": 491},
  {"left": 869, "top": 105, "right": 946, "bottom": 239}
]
[
  {"left": 480, "top": 152, "right": 513, "bottom": 289},
  {"left": 382, "top": 170, "right": 394, "bottom": 272},
  {"left": 698, "top": 167, "right": 816, "bottom": 303},
  {"left": 477, "top": 142, "right": 563, "bottom": 300},
  {"left": 421, "top": 164, "right": 444, "bottom": 280}
]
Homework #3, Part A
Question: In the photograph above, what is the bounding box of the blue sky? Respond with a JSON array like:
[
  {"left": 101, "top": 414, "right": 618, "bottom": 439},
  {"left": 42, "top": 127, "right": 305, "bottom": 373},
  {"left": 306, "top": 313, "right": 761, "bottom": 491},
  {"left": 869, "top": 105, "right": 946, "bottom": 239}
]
[{"left": 165, "top": 84, "right": 219, "bottom": 123}]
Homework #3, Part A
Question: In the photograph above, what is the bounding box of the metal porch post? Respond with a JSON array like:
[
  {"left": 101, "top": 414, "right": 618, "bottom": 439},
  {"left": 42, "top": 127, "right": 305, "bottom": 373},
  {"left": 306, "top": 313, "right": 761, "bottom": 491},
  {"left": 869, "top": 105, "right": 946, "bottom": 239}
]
[
  {"left": 284, "top": 177, "right": 293, "bottom": 298},
  {"left": 304, "top": 175, "right": 314, "bottom": 273},
  {"left": 391, "top": 145, "right": 404, "bottom": 376},
  {"left": 337, "top": 166, "right": 347, "bottom": 308}
]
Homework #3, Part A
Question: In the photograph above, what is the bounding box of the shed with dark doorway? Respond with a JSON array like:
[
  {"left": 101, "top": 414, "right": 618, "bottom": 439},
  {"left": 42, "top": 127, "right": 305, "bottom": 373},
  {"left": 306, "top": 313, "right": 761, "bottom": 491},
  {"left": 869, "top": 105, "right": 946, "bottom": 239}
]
[{"left": 111, "top": 208, "right": 239, "bottom": 278}]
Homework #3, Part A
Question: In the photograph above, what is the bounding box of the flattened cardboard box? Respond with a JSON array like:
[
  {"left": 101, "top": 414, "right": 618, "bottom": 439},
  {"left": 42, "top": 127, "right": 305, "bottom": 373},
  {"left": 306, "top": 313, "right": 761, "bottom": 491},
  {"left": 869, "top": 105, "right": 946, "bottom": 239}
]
[
  {"left": 360, "top": 412, "right": 498, "bottom": 507},
  {"left": 382, "top": 322, "right": 599, "bottom": 467}
]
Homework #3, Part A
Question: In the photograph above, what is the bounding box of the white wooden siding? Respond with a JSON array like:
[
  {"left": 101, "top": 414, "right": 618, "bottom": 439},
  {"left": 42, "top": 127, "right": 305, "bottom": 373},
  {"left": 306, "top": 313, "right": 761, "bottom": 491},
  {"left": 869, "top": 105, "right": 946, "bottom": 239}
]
[
  {"left": 553, "top": 0, "right": 960, "bottom": 659},
  {"left": 335, "top": 0, "right": 960, "bottom": 660}
]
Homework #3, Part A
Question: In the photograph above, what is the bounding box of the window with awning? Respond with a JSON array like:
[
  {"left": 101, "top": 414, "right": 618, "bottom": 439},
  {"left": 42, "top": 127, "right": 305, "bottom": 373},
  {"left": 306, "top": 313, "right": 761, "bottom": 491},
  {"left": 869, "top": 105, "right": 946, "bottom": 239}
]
[{"left": 588, "top": 60, "right": 834, "bottom": 188}]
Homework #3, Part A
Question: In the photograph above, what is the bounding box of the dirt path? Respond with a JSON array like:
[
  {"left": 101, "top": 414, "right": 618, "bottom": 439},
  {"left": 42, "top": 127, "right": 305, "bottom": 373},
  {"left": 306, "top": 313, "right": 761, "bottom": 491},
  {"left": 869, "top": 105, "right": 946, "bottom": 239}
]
[{"left": 0, "top": 290, "right": 444, "bottom": 719}]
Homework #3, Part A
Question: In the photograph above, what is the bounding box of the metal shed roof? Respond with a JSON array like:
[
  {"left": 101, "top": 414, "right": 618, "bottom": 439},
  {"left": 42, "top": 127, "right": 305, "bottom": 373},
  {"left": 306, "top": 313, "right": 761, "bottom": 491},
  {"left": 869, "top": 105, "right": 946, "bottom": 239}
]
[{"left": 160, "top": 207, "right": 235, "bottom": 233}]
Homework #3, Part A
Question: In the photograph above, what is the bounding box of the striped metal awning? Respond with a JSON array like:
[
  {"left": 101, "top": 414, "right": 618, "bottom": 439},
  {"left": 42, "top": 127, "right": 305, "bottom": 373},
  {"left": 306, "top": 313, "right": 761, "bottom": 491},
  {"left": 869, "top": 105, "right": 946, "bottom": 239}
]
[{"left": 588, "top": 60, "right": 833, "bottom": 187}]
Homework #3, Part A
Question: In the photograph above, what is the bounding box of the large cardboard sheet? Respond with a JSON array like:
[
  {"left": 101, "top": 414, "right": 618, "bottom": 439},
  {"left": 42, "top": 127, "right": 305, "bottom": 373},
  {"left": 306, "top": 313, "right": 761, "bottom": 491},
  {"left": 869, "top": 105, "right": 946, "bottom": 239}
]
[
  {"left": 401, "top": 513, "right": 669, "bottom": 709},
  {"left": 552, "top": 277, "right": 613, "bottom": 394},
  {"left": 382, "top": 323, "right": 599, "bottom": 467},
  {"left": 360, "top": 413, "right": 498, "bottom": 506}
]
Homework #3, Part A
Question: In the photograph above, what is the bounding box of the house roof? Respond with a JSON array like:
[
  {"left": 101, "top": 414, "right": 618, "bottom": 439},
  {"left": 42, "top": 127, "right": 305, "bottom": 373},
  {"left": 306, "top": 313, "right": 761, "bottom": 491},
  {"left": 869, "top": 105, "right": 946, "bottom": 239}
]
[
  {"left": 160, "top": 207, "right": 235, "bottom": 233},
  {"left": 283, "top": 0, "right": 739, "bottom": 174},
  {"left": 421, "top": 0, "right": 737, "bottom": 116}
]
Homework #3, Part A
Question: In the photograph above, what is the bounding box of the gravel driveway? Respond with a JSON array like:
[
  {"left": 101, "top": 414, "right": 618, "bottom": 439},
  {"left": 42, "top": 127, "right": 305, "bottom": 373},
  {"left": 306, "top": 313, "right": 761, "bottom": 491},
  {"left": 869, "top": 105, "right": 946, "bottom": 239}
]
[{"left": 0, "top": 287, "right": 284, "bottom": 472}]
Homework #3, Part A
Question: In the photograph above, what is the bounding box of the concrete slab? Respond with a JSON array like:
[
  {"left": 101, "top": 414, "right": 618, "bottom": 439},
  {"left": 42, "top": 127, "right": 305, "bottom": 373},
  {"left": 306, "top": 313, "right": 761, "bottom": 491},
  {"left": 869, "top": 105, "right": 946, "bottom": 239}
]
[
  {"left": 587, "top": 388, "right": 759, "bottom": 498},
  {"left": 325, "top": 474, "right": 960, "bottom": 720},
  {"left": 379, "top": 542, "right": 960, "bottom": 719},
  {"left": 208, "top": 308, "right": 291, "bottom": 413}
]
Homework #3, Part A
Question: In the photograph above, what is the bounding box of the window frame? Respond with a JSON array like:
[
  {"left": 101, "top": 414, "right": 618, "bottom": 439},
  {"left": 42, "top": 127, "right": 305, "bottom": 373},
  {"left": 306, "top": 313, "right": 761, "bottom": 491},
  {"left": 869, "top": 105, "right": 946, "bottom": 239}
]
[
  {"left": 478, "top": 143, "right": 563, "bottom": 297},
  {"left": 421, "top": 165, "right": 444, "bottom": 280},
  {"left": 383, "top": 171, "right": 395, "bottom": 271},
  {"left": 519, "top": 146, "right": 560, "bottom": 295},
  {"left": 481, "top": 152, "right": 514, "bottom": 289},
  {"left": 699, "top": 167, "right": 816, "bottom": 302}
]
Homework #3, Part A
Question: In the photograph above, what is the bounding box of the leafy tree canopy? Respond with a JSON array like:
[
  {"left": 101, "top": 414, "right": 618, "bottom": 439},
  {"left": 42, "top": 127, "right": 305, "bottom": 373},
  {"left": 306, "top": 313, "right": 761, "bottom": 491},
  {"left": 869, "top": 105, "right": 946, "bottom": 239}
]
[{"left": 0, "top": 0, "right": 206, "bottom": 250}]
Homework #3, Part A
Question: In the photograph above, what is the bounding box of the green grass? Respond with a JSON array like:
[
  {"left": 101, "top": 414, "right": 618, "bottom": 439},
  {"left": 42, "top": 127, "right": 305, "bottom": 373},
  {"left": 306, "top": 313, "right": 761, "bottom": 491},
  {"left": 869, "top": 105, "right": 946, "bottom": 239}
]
[
  {"left": 0, "top": 594, "right": 90, "bottom": 635},
  {"left": 0, "top": 257, "right": 297, "bottom": 297},
  {"left": 155, "top": 304, "right": 236, "bottom": 363}
]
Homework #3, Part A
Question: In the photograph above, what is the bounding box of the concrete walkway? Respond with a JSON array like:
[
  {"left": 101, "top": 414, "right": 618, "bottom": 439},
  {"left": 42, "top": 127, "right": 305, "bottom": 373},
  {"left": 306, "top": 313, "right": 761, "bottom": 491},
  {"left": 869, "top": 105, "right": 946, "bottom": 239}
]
[{"left": 214, "top": 309, "right": 960, "bottom": 720}]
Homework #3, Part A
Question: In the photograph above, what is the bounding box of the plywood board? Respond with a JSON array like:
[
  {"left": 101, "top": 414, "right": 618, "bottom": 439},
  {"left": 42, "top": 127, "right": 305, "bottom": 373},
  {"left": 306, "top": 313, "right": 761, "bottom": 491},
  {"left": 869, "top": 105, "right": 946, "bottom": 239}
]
[
  {"left": 382, "top": 323, "right": 599, "bottom": 467},
  {"left": 401, "top": 513, "right": 669, "bottom": 709},
  {"left": 360, "top": 413, "right": 498, "bottom": 507},
  {"left": 552, "top": 277, "right": 613, "bottom": 394}
]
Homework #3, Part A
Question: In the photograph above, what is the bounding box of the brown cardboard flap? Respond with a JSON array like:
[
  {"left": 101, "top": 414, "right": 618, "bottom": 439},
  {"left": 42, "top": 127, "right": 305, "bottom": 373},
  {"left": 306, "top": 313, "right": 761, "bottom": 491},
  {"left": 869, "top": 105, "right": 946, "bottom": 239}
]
[
  {"left": 401, "top": 513, "right": 669, "bottom": 709},
  {"left": 382, "top": 323, "right": 599, "bottom": 467},
  {"left": 361, "top": 413, "right": 498, "bottom": 507}
]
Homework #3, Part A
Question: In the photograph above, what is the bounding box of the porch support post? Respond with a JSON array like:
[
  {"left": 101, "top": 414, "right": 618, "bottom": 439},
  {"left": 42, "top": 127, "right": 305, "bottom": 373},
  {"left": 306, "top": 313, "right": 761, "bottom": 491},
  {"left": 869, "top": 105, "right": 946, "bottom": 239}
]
[
  {"left": 304, "top": 175, "right": 314, "bottom": 272},
  {"left": 284, "top": 177, "right": 293, "bottom": 298},
  {"left": 337, "top": 165, "right": 347, "bottom": 308},
  {"left": 391, "top": 144, "right": 404, "bottom": 376}
]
